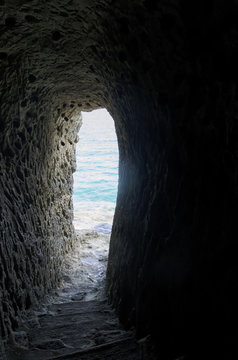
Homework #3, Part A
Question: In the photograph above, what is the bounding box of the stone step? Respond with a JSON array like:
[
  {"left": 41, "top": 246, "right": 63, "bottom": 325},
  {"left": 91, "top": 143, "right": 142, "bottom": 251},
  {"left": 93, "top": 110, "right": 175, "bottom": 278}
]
[
  {"left": 5, "top": 300, "right": 140, "bottom": 360},
  {"left": 46, "top": 337, "right": 138, "bottom": 360},
  {"left": 41, "top": 300, "right": 116, "bottom": 320}
]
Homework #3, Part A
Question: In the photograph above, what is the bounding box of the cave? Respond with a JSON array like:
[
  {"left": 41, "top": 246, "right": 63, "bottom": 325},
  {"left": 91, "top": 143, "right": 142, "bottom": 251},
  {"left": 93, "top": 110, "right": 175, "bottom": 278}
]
[{"left": 1, "top": 1, "right": 238, "bottom": 359}]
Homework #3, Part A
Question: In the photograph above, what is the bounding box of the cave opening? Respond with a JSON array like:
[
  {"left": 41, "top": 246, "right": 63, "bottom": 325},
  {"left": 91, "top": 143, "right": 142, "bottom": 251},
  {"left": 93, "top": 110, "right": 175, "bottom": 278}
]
[
  {"left": 56, "top": 108, "right": 120, "bottom": 302},
  {"left": 73, "top": 108, "right": 119, "bottom": 235},
  {"left": 2, "top": 1, "right": 237, "bottom": 357}
]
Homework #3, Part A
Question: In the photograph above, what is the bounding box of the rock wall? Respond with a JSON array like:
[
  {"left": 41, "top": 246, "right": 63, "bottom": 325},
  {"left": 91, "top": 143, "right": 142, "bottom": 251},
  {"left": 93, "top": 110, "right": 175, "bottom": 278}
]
[
  {"left": 0, "top": 44, "right": 83, "bottom": 342},
  {"left": 1, "top": 0, "right": 238, "bottom": 358},
  {"left": 106, "top": 1, "right": 238, "bottom": 358},
  {"left": 0, "top": 72, "right": 81, "bottom": 338},
  {"left": 0, "top": 0, "right": 104, "bottom": 343}
]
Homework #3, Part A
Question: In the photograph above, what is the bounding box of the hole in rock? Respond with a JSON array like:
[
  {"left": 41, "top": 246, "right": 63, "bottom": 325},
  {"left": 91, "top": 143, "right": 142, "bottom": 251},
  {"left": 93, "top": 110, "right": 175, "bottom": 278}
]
[
  {"left": 73, "top": 109, "right": 119, "bottom": 233},
  {"left": 57, "top": 109, "right": 119, "bottom": 302}
]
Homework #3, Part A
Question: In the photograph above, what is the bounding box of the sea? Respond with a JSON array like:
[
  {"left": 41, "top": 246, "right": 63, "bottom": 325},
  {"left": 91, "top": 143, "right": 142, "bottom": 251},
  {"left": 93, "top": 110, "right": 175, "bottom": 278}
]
[{"left": 73, "top": 109, "right": 119, "bottom": 234}]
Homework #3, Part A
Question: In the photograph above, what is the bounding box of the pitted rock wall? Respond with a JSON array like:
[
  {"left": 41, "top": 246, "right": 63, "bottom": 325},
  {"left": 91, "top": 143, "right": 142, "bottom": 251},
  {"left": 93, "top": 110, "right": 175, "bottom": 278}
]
[
  {"left": 1, "top": 0, "right": 238, "bottom": 358},
  {"left": 0, "top": 0, "right": 108, "bottom": 342},
  {"left": 0, "top": 54, "right": 82, "bottom": 338},
  {"left": 0, "top": 97, "right": 81, "bottom": 339}
]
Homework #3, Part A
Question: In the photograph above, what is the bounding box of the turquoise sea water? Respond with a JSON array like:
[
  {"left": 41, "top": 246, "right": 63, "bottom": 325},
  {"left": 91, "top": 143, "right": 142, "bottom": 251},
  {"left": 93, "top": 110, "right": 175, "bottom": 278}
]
[{"left": 73, "top": 109, "right": 119, "bottom": 233}]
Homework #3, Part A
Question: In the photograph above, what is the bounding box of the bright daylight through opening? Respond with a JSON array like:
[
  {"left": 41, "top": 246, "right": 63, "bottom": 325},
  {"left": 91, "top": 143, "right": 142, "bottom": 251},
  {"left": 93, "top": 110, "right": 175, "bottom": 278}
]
[
  {"left": 73, "top": 108, "right": 119, "bottom": 234},
  {"left": 46, "top": 109, "right": 119, "bottom": 304}
]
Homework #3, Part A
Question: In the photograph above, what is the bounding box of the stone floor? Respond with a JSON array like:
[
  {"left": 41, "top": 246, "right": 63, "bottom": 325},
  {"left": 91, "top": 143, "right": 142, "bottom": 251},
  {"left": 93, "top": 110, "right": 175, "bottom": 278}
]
[
  {"left": 4, "top": 232, "right": 152, "bottom": 360},
  {"left": 6, "top": 300, "right": 140, "bottom": 360}
]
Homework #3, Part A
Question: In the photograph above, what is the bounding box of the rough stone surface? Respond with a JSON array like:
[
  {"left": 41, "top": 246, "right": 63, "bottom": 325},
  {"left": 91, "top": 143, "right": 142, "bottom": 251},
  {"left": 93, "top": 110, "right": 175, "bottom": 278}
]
[
  {"left": 5, "top": 300, "right": 142, "bottom": 360},
  {"left": 1, "top": 0, "right": 238, "bottom": 359},
  {"left": 0, "top": 3, "right": 83, "bottom": 338},
  {"left": 0, "top": 95, "right": 81, "bottom": 338},
  {"left": 4, "top": 231, "right": 153, "bottom": 360}
]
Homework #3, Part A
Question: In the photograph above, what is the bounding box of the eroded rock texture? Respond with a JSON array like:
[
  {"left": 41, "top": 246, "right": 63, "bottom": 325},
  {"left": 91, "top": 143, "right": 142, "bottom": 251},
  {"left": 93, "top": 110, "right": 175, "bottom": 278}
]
[
  {"left": 1, "top": 0, "right": 238, "bottom": 358},
  {"left": 0, "top": 86, "right": 81, "bottom": 335}
]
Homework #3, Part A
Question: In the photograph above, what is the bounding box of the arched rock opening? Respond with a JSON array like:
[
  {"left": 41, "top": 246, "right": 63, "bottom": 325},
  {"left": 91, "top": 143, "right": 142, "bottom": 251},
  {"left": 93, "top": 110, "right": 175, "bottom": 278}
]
[{"left": 1, "top": 1, "right": 238, "bottom": 358}]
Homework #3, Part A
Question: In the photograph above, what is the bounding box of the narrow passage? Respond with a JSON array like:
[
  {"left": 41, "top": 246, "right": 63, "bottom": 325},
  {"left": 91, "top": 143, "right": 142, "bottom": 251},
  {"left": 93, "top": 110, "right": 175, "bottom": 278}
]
[
  {"left": 6, "top": 232, "right": 143, "bottom": 360},
  {"left": 5, "top": 110, "right": 149, "bottom": 360}
]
